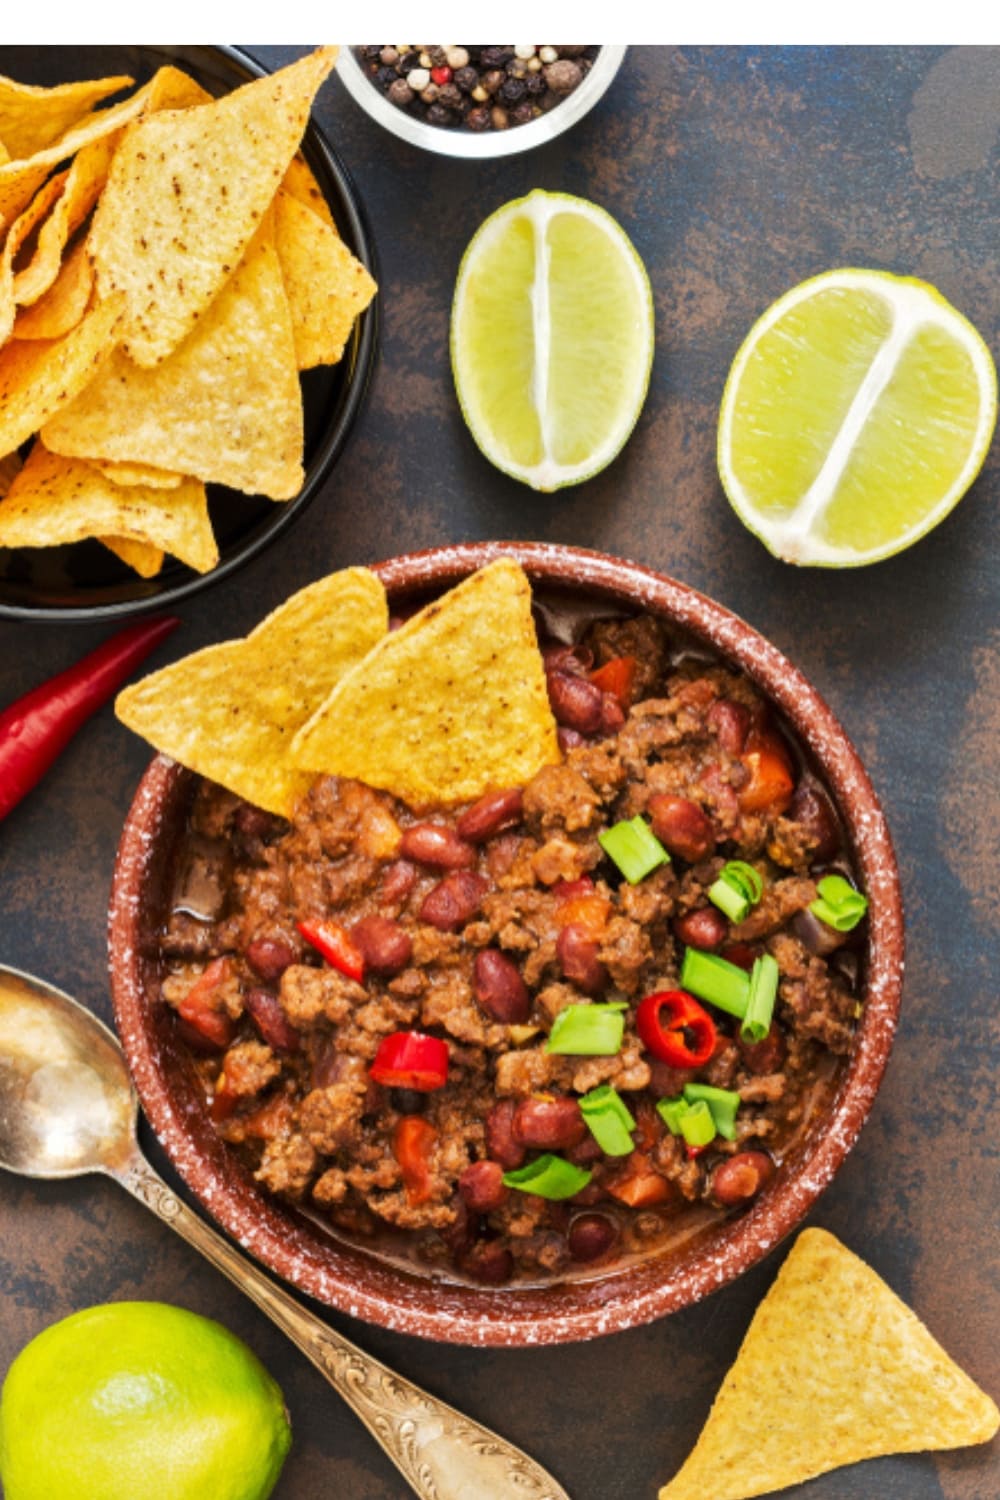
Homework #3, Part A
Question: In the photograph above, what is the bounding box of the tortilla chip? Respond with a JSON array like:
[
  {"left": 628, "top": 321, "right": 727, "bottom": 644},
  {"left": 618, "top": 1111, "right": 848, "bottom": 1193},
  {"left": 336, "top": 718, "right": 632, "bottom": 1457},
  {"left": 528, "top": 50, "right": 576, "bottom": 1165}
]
[
  {"left": 281, "top": 152, "right": 337, "bottom": 233},
  {"left": 42, "top": 218, "right": 302, "bottom": 499},
  {"left": 12, "top": 133, "right": 116, "bottom": 308},
  {"left": 0, "top": 171, "right": 67, "bottom": 344},
  {"left": 0, "top": 450, "right": 21, "bottom": 497},
  {"left": 0, "top": 140, "right": 8, "bottom": 166},
  {"left": 13, "top": 236, "right": 93, "bottom": 341},
  {"left": 101, "top": 535, "right": 164, "bottom": 577},
  {"left": 116, "top": 567, "right": 388, "bottom": 817},
  {"left": 0, "top": 443, "right": 218, "bottom": 574},
  {"left": 90, "top": 47, "right": 338, "bottom": 366},
  {"left": 0, "top": 293, "right": 124, "bottom": 458},
  {"left": 659, "top": 1228, "right": 999, "bottom": 1500},
  {"left": 274, "top": 189, "right": 376, "bottom": 369},
  {"left": 0, "top": 71, "right": 132, "bottom": 160},
  {"left": 88, "top": 458, "right": 183, "bottom": 490},
  {"left": 291, "top": 559, "right": 561, "bottom": 808}
]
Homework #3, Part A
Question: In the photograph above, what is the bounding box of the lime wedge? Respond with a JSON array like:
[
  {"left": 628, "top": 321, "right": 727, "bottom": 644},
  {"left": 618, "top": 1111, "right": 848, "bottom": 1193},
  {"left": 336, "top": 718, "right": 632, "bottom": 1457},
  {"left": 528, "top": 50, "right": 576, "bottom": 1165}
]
[
  {"left": 451, "top": 190, "right": 654, "bottom": 492},
  {"left": 718, "top": 268, "right": 997, "bottom": 566}
]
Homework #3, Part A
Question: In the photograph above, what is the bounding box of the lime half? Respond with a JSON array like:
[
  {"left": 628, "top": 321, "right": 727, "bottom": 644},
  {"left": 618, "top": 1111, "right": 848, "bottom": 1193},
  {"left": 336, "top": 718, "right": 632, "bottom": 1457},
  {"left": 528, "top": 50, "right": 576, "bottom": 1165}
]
[
  {"left": 718, "top": 268, "right": 997, "bottom": 566},
  {"left": 451, "top": 189, "right": 654, "bottom": 492}
]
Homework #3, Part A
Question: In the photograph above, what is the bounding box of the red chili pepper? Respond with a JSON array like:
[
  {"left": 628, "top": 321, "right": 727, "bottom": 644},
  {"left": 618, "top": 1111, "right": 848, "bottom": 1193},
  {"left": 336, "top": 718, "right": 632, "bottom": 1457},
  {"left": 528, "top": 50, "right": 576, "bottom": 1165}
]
[
  {"left": 177, "top": 957, "right": 236, "bottom": 1051},
  {"left": 589, "top": 655, "right": 636, "bottom": 711},
  {"left": 739, "top": 729, "right": 795, "bottom": 814},
  {"left": 370, "top": 1031, "right": 449, "bottom": 1091},
  {"left": 393, "top": 1115, "right": 438, "bottom": 1205},
  {"left": 636, "top": 990, "right": 717, "bottom": 1068},
  {"left": 297, "top": 919, "right": 365, "bottom": 982},
  {"left": 0, "top": 615, "right": 179, "bottom": 822}
]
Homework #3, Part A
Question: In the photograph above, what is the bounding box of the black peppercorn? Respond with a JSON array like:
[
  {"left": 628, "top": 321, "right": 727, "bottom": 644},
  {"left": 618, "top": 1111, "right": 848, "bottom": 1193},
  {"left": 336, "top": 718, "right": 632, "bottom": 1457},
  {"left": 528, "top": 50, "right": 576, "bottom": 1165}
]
[
  {"left": 500, "top": 77, "right": 526, "bottom": 104},
  {"left": 387, "top": 78, "right": 415, "bottom": 107},
  {"left": 525, "top": 71, "right": 546, "bottom": 96},
  {"left": 480, "top": 46, "right": 514, "bottom": 67},
  {"left": 511, "top": 101, "right": 536, "bottom": 125},
  {"left": 437, "top": 83, "right": 464, "bottom": 110},
  {"left": 453, "top": 65, "right": 478, "bottom": 92},
  {"left": 465, "top": 104, "right": 492, "bottom": 130},
  {"left": 426, "top": 102, "right": 456, "bottom": 126},
  {"left": 481, "top": 69, "right": 505, "bottom": 96},
  {"left": 398, "top": 50, "right": 422, "bottom": 74},
  {"left": 376, "top": 65, "right": 398, "bottom": 90}
]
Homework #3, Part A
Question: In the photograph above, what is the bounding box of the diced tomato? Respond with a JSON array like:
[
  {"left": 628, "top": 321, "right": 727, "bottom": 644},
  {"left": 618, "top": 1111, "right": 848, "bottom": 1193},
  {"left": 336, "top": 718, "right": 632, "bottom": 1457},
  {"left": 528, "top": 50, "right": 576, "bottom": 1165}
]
[
  {"left": 555, "top": 892, "right": 611, "bottom": 939},
  {"left": 605, "top": 1152, "right": 673, "bottom": 1207},
  {"left": 369, "top": 1031, "right": 449, "bottom": 1092},
  {"left": 739, "top": 730, "right": 795, "bottom": 814},
  {"left": 589, "top": 655, "right": 637, "bottom": 711},
  {"left": 209, "top": 1083, "right": 238, "bottom": 1122},
  {"left": 393, "top": 1116, "right": 438, "bottom": 1205},
  {"left": 177, "top": 957, "right": 235, "bottom": 1051},
  {"left": 297, "top": 919, "right": 365, "bottom": 982}
]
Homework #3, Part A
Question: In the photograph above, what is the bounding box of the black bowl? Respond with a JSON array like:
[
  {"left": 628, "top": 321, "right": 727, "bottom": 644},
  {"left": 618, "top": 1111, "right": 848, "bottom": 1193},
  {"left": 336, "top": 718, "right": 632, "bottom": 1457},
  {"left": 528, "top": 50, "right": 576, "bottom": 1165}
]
[{"left": 0, "top": 45, "right": 379, "bottom": 623}]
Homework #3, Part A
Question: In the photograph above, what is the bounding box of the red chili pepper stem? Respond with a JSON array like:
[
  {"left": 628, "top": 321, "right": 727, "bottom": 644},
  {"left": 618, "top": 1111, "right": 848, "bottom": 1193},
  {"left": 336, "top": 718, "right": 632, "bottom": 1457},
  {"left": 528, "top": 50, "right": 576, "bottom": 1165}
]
[{"left": 0, "top": 615, "right": 180, "bottom": 822}]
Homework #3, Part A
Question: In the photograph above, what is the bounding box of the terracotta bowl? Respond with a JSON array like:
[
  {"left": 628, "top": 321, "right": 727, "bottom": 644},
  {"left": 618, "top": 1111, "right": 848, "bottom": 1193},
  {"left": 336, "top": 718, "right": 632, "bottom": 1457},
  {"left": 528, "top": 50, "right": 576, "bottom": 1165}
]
[{"left": 109, "top": 542, "right": 904, "bottom": 1346}]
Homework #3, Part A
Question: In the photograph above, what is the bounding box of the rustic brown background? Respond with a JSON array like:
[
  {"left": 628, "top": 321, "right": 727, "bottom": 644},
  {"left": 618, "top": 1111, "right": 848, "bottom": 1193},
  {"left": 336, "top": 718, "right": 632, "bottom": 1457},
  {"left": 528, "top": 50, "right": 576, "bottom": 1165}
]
[{"left": 0, "top": 44, "right": 998, "bottom": 1500}]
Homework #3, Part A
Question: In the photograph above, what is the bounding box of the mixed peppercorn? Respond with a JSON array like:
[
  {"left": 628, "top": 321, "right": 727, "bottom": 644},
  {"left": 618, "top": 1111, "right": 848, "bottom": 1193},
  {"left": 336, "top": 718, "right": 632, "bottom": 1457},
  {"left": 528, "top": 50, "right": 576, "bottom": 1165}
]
[{"left": 356, "top": 45, "right": 599, "bottom": 132}]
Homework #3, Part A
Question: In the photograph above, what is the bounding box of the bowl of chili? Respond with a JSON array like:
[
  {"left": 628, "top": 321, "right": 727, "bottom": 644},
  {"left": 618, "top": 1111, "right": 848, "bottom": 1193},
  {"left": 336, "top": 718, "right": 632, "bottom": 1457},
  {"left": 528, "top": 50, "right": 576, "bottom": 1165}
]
[{"left": 109, "top": 541, "right": 904, "bottom": 1346}]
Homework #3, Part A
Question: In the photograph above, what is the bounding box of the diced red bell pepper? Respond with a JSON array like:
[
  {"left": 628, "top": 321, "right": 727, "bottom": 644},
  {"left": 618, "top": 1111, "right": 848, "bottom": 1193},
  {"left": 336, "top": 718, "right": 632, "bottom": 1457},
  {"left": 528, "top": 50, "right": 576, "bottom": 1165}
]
[
  {"left": 177, "top": 957, "right": 235, "bottom": 1051},
  {"left": 394, "top": 1115, "right": 438, "bottom": 1205},
  {"left": 589, "top": 655, "right": 637, "bottom": 712},
  {"left": 369, "top": 1031, "right": 449, "bottom": 1091},
  {"left": 636, "top": 990, "right": 717, "bottom": 1068},
  {"left": 739, "top": 729, "right": 795, "bottom": 814},
  {"left": 297, "top": 918, "right": 365, "bottom": 982}
]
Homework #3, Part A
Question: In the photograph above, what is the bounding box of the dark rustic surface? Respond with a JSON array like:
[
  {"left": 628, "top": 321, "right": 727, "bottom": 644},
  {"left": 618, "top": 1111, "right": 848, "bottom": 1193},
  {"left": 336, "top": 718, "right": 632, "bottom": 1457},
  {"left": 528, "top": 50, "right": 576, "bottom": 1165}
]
[{"left": 1, "top": 44, "right": 998, "bottom": 1500}]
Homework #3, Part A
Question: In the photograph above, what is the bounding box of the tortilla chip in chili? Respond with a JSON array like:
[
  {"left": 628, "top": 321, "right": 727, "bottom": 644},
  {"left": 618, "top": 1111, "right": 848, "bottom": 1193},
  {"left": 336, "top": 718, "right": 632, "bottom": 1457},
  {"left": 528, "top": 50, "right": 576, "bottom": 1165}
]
[
  {"left": 42, "top": 218, "right": 303, "bottom": 500},
  {"left": 0, "top": 70, "right": 132, "bottom": 161},
  {"left": 90, "top": 47, "right": 337, "bottom": 366},
  {"left": 116, "top": 568, "right": 388, "bottom": 817},
  {"left": 0, "top": 294, "right": 123, "bottom": 458},
  {"left": 0, "top": 443, "right": 218, "bottom": 574},
  {"left": 291, "top": 558, "right": 561, "bottom": 808},
  {"left": 13, "top": 236, "right": 94, "bottom": 341},
  {"left": 659, "top": 1228, "right": 999, "bottom": 1500},
  {"left": 274, "top": 188, "right": 376, "bottom": 370}
]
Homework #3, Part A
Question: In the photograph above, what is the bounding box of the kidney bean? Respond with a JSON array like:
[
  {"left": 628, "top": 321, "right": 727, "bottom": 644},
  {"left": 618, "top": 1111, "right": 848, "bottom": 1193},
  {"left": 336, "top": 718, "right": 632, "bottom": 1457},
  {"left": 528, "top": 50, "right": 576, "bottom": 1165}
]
[
  {"left": 379, "top": 859, "right": 417, "bottom": 905},
  {"left": 485, "top": 1100, "right": 526, "bottom": 1169},
  {"left": 245, "top": 989, "right": 300, "bottom": 1053},
  {"left": 556, "top": 924, "right": 608, "bottom": 994},
  {"left": 400, "top": 823, "right": 476, "bottom": 868},
  {"left": 456, "top": 787, "right": 524, "bottom": 842},
  {"left": 721, "top": 941, "right": 758, "bottom": 971},
  {"left": 542, "top": 644, "right": 593, "bottom": 675},
  {"left": 456, "top": 1239, "right": 514, "bottom": 1285},
  {"left": 791, "top": 908, "right": 845, "bottom": 958},
  {"left": 440, "top": 1195, "right": 473, "bottom": 1254},
  {"left": 647, "top": 795, "right": 716, "bottom": 862},
  {"left": 419, "top": 871, "right": 487, "bottom": 932},
  {"left": 673, "top": 907, "right": 727, "bottom": 950},
  {"left": 568, "top": 1212, "right": 619, "bottom": 1262},
  {"left": 513, "top": 1096, "right": 586, "bottom": 1150},
  {"left": 245, "top": 936, "right": 297, "bottom": 983},
  {"left": 352, "top": 915, "right": 412, "bottom": 975},
  {"left": 565, "top": 1134, "right": 604, "bottom": 1167},
  {"left": 647, "top": 1059, "right": 694, "bottom": 1097},
  {"left": 473, "top": 949, "right": 531, "bottom": 1023},
  {"left": 311, "top": 1043, "right": 344, "bottom": 1089},
  {"left": 547, "top": 671, "right": 603, "bottom": 734},
  {"left": 176, "top": 1017, "right": 232, "bottom": 1055},
  {"left": 710, "top": 1151, "right": 775, "bottom": 1206},
  {"left": 557, "top": 727, "right": 585, "bottom": 753},
  {"left": 707, "top": 698, "right": 752, "bottom": 755},
  {"left": 788, "top": 783, "right": 841, "bottom": 861},
  {"left": 599, "top": 693, "right": 625, "bottom": 734},
  {"left": 458, "top": 1159, "right": 508, "bottom": 1213},
  {"left": 737, "top": 1023, "right": 787, "bottom": 1075}
]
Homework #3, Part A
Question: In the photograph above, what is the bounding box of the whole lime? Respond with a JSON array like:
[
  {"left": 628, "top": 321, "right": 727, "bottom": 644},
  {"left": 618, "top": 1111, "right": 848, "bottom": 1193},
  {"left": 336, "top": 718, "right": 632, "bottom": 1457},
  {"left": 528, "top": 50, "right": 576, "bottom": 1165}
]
[{"left": 0, "top": 1301, "right": 291, "bottom": 1500}]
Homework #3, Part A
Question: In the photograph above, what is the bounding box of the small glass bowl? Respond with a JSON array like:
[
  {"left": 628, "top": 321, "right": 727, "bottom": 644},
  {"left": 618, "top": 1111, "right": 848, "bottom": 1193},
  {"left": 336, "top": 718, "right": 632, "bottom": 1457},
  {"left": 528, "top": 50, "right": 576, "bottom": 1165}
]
[{"left": 337, "top": 45, "right": 627, "bottom": 158}]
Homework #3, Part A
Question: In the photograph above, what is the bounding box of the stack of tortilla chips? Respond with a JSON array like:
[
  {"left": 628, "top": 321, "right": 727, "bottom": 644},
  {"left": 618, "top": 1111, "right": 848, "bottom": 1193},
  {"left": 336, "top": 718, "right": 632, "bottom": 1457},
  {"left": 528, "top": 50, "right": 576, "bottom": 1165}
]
[{"left": 0, "top": 49, "right": 376, "bottom": 578}]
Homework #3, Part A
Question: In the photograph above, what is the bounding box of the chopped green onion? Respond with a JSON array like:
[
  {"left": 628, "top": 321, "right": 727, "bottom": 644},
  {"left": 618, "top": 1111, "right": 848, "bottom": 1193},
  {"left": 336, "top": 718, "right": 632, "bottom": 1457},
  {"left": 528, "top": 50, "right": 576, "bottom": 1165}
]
[
  {"left": 680, "top": 948, "right": 750, "bottom": 1018},
  {"left": 741, "top": 954, "right": 779, "bottom": 1043},
  {"left": 708, "top": 861, "right": 764, "bottom": 923},
  {"left": 678, "top": 1098, "right": 715, "bottom": 1149},
  {"left": 546, "top": 1002, "right": 628, "bottom": 1056},
  {"left": 809, "top": 875, "right": 868, "bottom": 932},
  {"left": 683, "top": 1082, "right": 741, "bottom": 1141},
  {"left": 502, "top": 1154, "right": 592, "bottom": 1200},
  {"left": 598, "top": 816, "right": 670, "bottom": 885},
  {"left": 579, "top": 1085, "right": 636, "bottom": 1156},
  {"left": 656, "top": 1095, "right": 690, "bottom": 1135}
]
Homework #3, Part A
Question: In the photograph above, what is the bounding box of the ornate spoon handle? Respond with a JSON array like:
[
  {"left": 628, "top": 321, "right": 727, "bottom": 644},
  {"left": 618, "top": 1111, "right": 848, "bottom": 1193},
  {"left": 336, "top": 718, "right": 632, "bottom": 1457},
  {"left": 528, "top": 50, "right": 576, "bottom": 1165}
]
[{"left": 114, "top": 1152, "right": 571, "bottom": 1500}]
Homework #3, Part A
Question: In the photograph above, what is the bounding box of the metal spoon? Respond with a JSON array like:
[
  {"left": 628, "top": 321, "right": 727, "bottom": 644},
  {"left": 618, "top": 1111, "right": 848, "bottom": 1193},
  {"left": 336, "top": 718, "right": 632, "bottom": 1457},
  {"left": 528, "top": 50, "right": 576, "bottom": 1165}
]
[{"left": 0, "top": 964, "right": 570, "bottom": 1500}]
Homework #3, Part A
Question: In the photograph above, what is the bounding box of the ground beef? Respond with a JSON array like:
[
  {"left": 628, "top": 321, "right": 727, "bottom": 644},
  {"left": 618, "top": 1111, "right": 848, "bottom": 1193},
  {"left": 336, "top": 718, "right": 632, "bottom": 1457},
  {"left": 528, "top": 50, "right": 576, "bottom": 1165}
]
[{"left": 161, "top": 609, "right": 864, "bottom": 1286}]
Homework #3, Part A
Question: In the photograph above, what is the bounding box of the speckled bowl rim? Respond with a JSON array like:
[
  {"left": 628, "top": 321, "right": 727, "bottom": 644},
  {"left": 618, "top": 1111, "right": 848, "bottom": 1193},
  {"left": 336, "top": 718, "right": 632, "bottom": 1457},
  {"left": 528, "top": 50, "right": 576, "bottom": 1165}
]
[{"left": 109, "top": 542, "right": 904, "bottom": 1346}]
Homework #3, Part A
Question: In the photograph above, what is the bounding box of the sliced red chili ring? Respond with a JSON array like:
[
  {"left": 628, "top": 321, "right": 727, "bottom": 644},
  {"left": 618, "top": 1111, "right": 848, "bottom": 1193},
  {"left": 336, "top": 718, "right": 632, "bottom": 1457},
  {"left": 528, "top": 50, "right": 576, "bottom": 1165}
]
[{"left": 635, "top": 989, "right": 716, "bottom": 1069}]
